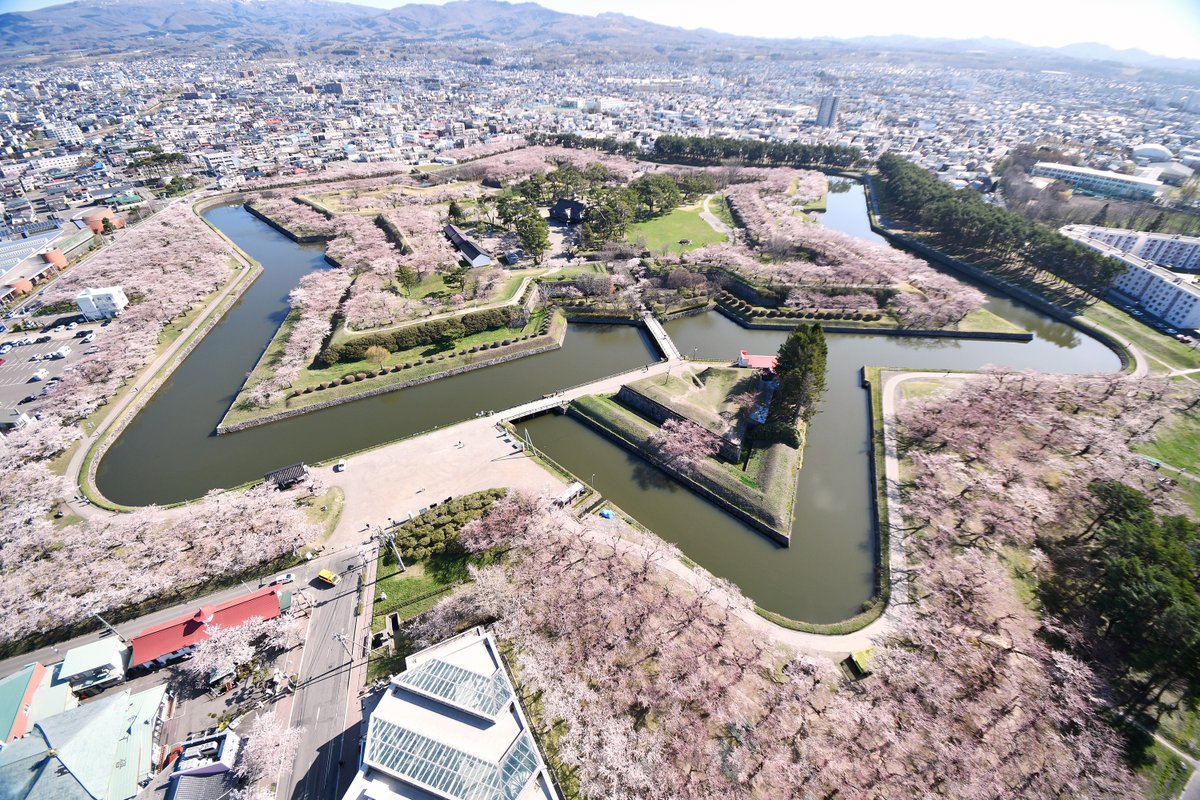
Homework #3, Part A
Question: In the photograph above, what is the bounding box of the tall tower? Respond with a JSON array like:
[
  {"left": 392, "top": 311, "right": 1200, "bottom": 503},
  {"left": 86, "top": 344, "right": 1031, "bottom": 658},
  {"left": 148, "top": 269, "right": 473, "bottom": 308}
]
[{"left": 816, "top": 94, "right": 840, "bottom": 128}]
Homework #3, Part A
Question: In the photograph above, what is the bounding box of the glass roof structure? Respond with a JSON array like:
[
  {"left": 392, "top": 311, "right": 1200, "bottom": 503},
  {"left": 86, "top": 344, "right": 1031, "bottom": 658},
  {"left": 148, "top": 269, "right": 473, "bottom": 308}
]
[
  {"left": 366, "top": 718, "right": 540, "bottom": 800},
  {"left": 396, "top": 658, "right": 513, "bottom": 719}
]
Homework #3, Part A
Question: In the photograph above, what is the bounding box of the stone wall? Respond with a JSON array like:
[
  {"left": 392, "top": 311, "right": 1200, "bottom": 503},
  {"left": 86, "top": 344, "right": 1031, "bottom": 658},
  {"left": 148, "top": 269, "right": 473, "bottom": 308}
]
[
  {"left": 615, "top": 385, "right": 742, "bottom": 462},
  {"left": 217, "top": 330, "right": 565, "bottom": 434}
]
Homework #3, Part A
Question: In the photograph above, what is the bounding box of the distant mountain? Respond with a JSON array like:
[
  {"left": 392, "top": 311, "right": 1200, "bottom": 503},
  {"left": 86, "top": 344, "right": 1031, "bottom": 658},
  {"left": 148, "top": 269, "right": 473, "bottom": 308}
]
[{"left": 1, "top": 0, "right": 1198, "bottom": 75}]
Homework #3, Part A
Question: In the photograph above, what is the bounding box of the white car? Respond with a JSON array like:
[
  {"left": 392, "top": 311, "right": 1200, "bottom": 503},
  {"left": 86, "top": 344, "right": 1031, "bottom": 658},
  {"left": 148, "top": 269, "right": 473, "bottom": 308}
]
[
  {"left": 0, "top": 344, "right": 10, "bottom": 355},
  {"left": 52, "top": 325, "right": 64, "bottom": 333},
  {"left": 270, "top": 573, "right": 295, "bottom": 586},
  {"left": 30, "top": 368, "right": 48, "bottom": 381},
  {"left": 29, "top": 353, "right": 40, "bottom": 361},
  {"left": 66, "top": 322, "right": 78, "bottom": 330}
]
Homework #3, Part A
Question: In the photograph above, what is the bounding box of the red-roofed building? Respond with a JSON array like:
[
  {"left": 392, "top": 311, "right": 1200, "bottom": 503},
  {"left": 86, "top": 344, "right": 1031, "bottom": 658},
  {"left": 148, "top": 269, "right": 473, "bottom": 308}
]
[
  {"left": 130, "top": 587, "right": 286, "bottom": 668},
  {"left": 736, "top": 351, "right": 778, "bottom": 371}
]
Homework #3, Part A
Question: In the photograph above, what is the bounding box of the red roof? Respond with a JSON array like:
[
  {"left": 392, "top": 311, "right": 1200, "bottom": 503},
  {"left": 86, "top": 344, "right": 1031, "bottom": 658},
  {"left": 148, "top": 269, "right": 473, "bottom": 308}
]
[
  {"left": 739, "top": 351, "right": 778, "bottom": 370},
  {"left": 130, "top": 587, "right": 283, "bottom": 666}
]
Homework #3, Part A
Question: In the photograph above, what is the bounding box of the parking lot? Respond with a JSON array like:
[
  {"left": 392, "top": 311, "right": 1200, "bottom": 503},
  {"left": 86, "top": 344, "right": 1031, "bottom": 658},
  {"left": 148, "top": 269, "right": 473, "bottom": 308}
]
[{"left": 0, "top": 320, "right": 104, "bottom": 409}]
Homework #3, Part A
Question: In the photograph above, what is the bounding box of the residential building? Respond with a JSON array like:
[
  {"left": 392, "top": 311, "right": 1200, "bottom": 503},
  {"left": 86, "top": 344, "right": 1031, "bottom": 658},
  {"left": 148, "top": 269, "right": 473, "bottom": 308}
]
[
  {"left": 1061, "top": 225, "right": 1200, "bottom": 271},
  {"left": 75, "top": 285, "right": 129, "bottom": 320},
  {"left": 444, "top": 223, "right": 494, "bottom": 267},
  {"left": 129, "top": 586, "right": 289, "bottom": 668},
  {"left": 816, "top": 94, "right": 840, "bottom": 128},
  {"left": 549, "top": 198, "right": 586, "bottom": 224},
  {"left": 341, "top": 627, "right": 560, "bottom": 800},
  {"left": 1031, "top": 162, "right": 1163, "bottom": 200},
  {"left": 0, "top": 663, "right": 77, "bottom": 744},
  {"left": 1063, "top": 229, "right": 1200, "bottom": 328},
  {"left": 0, "top": 684, "right": 168, "bottom": 800},
  {"left": 58, "top": 638, "right": 132, "bottom": 697},
  {"left": 164, "top": 730, "right": 241, "bottom": 800}
]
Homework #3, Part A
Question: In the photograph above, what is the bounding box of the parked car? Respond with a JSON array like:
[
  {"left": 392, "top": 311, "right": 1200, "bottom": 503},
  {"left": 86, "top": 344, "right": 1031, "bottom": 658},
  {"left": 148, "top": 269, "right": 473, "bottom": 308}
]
[
  {"left": 52, "top": 325, "right": 64, "bottom": 333},
  {"left": 50, "top": 346, "right": 70, "bottom": 359},
  {"left": 18, "top": 395, "right": 36, "bottom": 405},
  {"left": 34, "top": 335, "right": 51, "bottom": 344},
  {"left": 74, "top": 329, "right": 90, "bottom": 338},
  {"left": 0, "top": 344, "right": 11, "bottom": 355},
  {"left": 30, "top": 368, "right": 48, "bottom": 381},
  {"left": 29, "top": 353, "right": 40, "bottom": 361},
  {"left": 66, "top": 322, "right": 77, "bottom": 330},
  {"left": 0, "top": 358, "right": 5, "bottom": 366},
  {"left": 269, "top": 573, "right": 296, "bottom": 586}
]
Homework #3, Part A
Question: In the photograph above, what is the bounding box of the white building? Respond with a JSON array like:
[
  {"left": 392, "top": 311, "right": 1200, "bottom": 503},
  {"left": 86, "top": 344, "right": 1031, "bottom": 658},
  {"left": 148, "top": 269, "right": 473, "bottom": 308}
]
[
  {"left": 200, "top": 150, "right": 241, "bottom": 174},
  {"left": 1062, "top": 229, "right": 1200, "bottom": 329},
  {"left": 35, "top": 154, "right": 82, "bottom": 173},
  {"left": 75, "top": 286, "right": 128, "bottom": 320},
  {"left": 341, "top": 627, "right": 560, "bottom": 800},
  {"left": 1031, "top": 162, "right": 1163, "bottom": 201},
  {"left": 1062, "top": 225, "right": 1200, "bottom": 272}
]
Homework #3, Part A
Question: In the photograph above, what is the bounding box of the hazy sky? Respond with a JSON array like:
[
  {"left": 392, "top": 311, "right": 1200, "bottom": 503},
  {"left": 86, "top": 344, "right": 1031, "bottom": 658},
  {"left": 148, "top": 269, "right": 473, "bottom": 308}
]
[{"left": 5, "top": 0, "right": 1200, "bottom": 60}]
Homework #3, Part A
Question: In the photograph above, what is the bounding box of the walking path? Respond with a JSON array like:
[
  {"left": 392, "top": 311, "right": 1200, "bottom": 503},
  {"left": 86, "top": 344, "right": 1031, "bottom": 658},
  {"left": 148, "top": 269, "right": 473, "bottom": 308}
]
[{"left": 700, "top": 194, "right": 733, "bottom": 242}]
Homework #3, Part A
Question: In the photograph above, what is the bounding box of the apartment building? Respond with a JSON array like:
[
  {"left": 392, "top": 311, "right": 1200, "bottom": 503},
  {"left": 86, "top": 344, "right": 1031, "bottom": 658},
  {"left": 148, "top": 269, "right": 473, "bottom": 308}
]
[
  {"left": 1062, "top": 225, "right": 1200, "bottom": 271},
  {"left": 1032, "top": 162, "right": 1163, "bottom": 200}
]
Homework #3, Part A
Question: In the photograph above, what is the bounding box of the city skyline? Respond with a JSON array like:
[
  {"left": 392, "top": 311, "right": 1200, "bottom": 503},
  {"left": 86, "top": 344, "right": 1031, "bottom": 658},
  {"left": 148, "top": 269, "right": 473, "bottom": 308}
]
[{"left": 4, "top": 0, "right": 1200, "bottom": 62}]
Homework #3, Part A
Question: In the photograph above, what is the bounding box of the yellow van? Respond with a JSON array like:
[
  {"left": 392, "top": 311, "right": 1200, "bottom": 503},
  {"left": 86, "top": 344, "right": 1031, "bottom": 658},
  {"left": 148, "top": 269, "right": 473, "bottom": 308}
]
[{"left": 316, "top": 569, "right": 341, "bottom": 587}]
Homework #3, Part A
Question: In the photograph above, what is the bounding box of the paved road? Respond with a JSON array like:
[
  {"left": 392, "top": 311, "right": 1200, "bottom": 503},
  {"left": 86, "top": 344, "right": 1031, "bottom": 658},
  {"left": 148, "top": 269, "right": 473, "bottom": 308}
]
[{"left": 282, "top": 549, "right": 365, "bottom": 800}]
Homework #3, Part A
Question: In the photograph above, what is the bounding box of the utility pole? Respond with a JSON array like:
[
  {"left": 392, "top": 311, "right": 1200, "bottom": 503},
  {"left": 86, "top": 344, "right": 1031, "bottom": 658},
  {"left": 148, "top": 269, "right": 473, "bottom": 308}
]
[
  {"left": 332, "top": 632, "right": 353, "bottom": 660},
  {"left": 93, "top": 610, "right": 123, "bottom": 641}
]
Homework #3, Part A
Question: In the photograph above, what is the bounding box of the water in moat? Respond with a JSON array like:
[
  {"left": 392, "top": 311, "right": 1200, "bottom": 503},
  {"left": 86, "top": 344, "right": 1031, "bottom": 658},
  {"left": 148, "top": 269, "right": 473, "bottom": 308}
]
[
  {"left": 97, "top": 184, "right": 1120, "bottom": 623},
  {"left": 523, "top": 183, "right": 1118, "bottom": 623}
]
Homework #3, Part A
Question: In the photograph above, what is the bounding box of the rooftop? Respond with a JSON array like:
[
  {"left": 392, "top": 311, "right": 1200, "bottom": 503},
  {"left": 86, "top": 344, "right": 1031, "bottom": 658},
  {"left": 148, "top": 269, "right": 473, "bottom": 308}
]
[
  {"left": 342, "top": 628, "right": 557, "bottom": 800},
  {"left": 130, "top": 586, "right": 284, "bottom": 666}
]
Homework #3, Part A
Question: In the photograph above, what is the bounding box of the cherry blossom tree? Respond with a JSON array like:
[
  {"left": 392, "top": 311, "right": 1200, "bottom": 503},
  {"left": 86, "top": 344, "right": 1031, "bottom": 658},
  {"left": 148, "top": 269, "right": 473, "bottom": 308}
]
[
  {"left": 235, "top": 711, "right": 302, "bottom": 787},
  {"left": 648, "top": 418, "right": 721, "bottom": 470}
]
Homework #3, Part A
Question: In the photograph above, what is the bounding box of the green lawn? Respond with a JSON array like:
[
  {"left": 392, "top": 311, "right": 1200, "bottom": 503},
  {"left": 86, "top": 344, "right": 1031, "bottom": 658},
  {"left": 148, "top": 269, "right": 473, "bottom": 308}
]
[
  {"left": 1127, "top": 730, "right": 1194, "bottom": 800},
  {"left": 709, "top": 195, "right": 735, "bottom": 228},
  {"left": 1083, "top": 301, "right": 1200, "bottom": 373},
  {"left": 627, "top": 365, "right": 751, "bottom": 437},
  {"left": 1139, "top": 410, "right": 1200, "bottom": 473},
  {"left": 628, "top": 206, "right": 725, "bottom": 254},
  {"left": 954, "top": 308, "right": 1029, "bottom": 335}
]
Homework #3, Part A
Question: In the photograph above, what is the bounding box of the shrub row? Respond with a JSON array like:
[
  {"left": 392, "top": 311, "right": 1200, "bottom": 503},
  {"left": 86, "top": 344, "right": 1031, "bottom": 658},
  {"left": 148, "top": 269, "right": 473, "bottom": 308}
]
[
  {"left": 298, "top": 324, "right": 552, "bottom": 396},
  {"left": 321, "top": 306, "right": 529, "bottom": 364}
]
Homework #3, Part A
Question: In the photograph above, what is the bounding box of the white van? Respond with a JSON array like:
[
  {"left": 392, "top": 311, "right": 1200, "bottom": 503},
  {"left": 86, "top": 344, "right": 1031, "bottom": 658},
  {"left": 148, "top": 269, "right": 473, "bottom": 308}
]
[
  {"left": 31, "top": 368, "right": 48, "bottom": 381},
  {"left": 51, "top": 346, "right": 71, "bottom": 359}
]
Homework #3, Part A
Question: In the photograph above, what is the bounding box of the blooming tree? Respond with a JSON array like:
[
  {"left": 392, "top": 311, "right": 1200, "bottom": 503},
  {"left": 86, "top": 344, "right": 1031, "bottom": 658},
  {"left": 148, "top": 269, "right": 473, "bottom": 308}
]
[
  {"left": 648, "top": 418, "right": 722, "bottom": 470},
  {"left": 235, "top": 711, "right": 302, "bottom": 787}
]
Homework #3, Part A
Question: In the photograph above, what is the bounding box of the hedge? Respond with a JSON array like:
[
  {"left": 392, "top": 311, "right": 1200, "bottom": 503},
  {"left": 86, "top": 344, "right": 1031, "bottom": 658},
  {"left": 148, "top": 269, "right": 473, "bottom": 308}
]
[{"left": 321, "top": 306, "right": 525, "bottom": 365}]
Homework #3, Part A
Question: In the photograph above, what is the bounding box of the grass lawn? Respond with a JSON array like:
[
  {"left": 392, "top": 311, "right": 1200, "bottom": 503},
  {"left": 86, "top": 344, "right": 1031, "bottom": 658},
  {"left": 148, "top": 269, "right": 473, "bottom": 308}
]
[
  {"left": 709, "top": 195, "right": 735, "bottom": 228},
  {"left": 953, "top": 308, "right": 1029, "bottom": 336},
  {"left": 1083, "top": 300, "right": 1200, "bottom": 373},
  {"left": 301, "top": 487, "right": 345, "bottom": 542},
  {"left": 365, "top": 551, "right": 479, "bottom": 681},
  {"left": 552, "top": 262, "right": 607, "bottom": 280},
  {"left": 1138, "top": 410, "right": 1200, "bottom": 474},
  {"left": 628, "top": 206, "right": 725, "bottom": 255},
  {"left": 1128, "top": 730, "right": 1194, "bottom": 800},
  {"left": 899, "top": 379, "right": 946, "bottom": 402},
  {"left": 627, "top": 365, "right": 751, "bottom": 437},
  {"left": 802, "top": 194, "right": 828, "bottom": 212}
]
